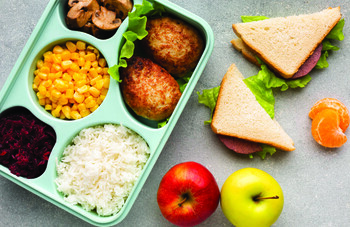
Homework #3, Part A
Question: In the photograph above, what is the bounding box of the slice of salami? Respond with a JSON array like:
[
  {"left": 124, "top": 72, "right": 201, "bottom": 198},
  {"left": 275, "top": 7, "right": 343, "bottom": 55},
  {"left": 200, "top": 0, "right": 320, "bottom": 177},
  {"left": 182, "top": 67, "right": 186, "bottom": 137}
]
[
  {"left": 292, "top": 43, "right": 323, "bottom": 79},
  {"left": 217, "top": 134, "right": 262, "bottom": 154}
]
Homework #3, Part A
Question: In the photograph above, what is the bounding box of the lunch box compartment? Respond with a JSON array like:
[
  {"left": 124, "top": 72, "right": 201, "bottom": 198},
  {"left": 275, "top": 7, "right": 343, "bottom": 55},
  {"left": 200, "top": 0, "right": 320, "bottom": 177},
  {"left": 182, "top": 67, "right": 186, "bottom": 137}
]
[{"left": 28, "top": 38, "right": 111, "bottom": 121}]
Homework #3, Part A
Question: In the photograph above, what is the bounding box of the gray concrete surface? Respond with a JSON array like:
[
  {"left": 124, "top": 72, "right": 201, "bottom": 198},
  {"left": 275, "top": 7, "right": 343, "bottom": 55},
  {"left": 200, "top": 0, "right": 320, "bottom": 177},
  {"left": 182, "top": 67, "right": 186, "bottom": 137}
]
[{"left": 1, "top": 0, "right": 350, "bottom": 226}]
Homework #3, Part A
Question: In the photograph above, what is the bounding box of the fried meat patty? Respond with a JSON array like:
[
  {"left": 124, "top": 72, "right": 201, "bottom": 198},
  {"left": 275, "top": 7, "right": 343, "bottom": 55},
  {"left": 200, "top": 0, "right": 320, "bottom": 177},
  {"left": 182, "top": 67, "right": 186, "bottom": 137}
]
[
  {"left": 120, "top": 56, "right": 181, "bottom": 121},
  {"left": 142, "top": 16, "right": 204, "bottom": 77}
]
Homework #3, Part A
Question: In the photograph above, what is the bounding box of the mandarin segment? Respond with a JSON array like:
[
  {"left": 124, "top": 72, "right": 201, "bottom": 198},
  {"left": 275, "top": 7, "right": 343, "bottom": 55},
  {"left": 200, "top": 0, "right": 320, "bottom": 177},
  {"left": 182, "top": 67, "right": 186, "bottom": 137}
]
[
  {"left": 309, "top": 98, "right": 350, "bottom": 132},
  {"left": 311, "top": 109, "right": 347, "bottom": 148}
]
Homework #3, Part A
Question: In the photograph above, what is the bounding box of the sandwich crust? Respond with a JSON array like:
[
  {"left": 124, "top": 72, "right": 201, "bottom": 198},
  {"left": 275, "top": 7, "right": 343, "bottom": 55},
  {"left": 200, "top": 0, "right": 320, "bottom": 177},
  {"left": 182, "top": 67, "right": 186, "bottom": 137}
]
[{"left": 232, "top": 7, "right": 341, "bottom": 78}]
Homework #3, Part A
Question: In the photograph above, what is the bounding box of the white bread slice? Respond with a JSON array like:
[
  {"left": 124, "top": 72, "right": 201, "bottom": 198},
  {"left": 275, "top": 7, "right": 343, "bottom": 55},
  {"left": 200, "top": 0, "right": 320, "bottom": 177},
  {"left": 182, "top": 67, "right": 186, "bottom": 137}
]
[
  {"left": 211, "top": 64, "right": 295, "bottom": 151},
  {"left": 231, "top": 38, "right": 259, "bottom": 66},
  {"left": 232, "top": 7, "right": 341, "bottom": 78}
]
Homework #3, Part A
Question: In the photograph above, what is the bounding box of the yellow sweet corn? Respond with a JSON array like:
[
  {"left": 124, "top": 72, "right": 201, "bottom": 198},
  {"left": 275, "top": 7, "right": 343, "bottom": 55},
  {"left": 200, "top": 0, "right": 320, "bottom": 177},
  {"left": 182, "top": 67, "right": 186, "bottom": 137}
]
[{"left": 33, "top": 40, "right": 109, "bottom": 119}]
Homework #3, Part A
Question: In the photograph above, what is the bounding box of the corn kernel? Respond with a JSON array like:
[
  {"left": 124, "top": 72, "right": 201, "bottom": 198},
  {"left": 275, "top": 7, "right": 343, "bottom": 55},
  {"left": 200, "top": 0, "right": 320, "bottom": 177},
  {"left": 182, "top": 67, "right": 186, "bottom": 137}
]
[
  {"left": 62, "top": 106, "right": 71, "bottom": 119},
  {"left": 43, "top": 51, "right": 53, "bottom": 62},
  {"left": 32, "top": 84, "right": 38, "bottom": 91},
  {"left": 38, "top": 85, "right": 47, "bottom": 95},
  {"left": 94, "top": 79, "right": 104, "bottom": 90},
  {"left": 66, "top": 41, "right": 77, "bottom": 52},
  {"left": 45, "top": 104, "right": 52, "bottom": 110},
  {"left": 62, "top": 73, "right": 72, "bottom": 81},
  {"left": 89, "top": 86, "right": 100, "bottom": 97},
  {"left": 70, "top": 62, "right": 80, "bottom": 72},
  {"left": 61, "top": 50, "right": 71, "bottom": 61},
  {"left": 72, "top": 52, "right": 80, "bottom": 60},
  {"left": 55, "top": 71, "right": 63, "bottom": 79},
  {"left": 89, "top": 68, "right": 98, "bottom": 78},
  {"left": 96, "top": 96, "right": 105, "bottom": 105},
  {"left": 78, "top": 57, "right": 85, "bottom": 67},
  {"left": 71, "top": 103, "right": 78, "bottom": 111},
  {"left": 103, "top": 77, "right": 110, "bottom": 88},
  {"left": 84, "top": 61, "right": 91, "bottom": 70},
  {"left": 90, "top": 104, "right": 99, "bottom": 112},
  {"left": 98, "top": 58, "right": 106, "bottom": 67},
  {"left": 53, "top": 45, "right": 64, "bottom": 54},
  {"left": 103, "top": 67, "right": 109, "bottom": 75},
  {"left": 101, "top": 88, "right": 108, "bottom": 96},
  {"left": 90, "top": 75, "right": 102, "bottom": 85},
  {"left": 37, "top": 92, "right": 46, "bottom": 99},
  {"left": 34, "top": 69, "right": 40, "bottom": 76},
  {"left": 77, "top": 85, "right": 89, "bottom": 93},
  {"left": 80, "top": 109, "right": 91, "bottom": 117},
  {"left": 52, "top": 54, "right": 62, "bottom": 64},
  {"left": 37, "top": 60, "right": 44, "bottom": 69},
  {"left": 79, "top": 50, "right": 86, "bottom": 57},
  {"left": 76, "top": 41, "right": 86, "bottom": 50},
  {"left": 40, "top": 66, "right": 50, "bottom": 74},
  {"left": 51, "top": 64, "right": 62, "bottom": 73},
  {"left": 86, "top": 99, "right": 96, "bottom": 109},
  {"left": 39, "top": 98, "right": 46, "bottom": 106},
  {"left": 75, "top": 80, "right": 87, "bottom": 88},
  {"left": 77, "top": 103, "right": 86, "bottom": 112},
  {"left": 91, "top": 61, "right": 98, "bottom": 68},
  {"left": 55, "top": 79, "right": 68, "bottom": 92},
  {"left": 62, "top": 60, "right": 73, "bottom": 70},
  {"left": 59, "top": 112, "right": 66, "bottom": 119},
  {"left": 58, "top": 95, "right": 68, "bottom": 105},
  {"left": 71, "top": 111, "right": 81, "bottom": 120},
  {"left": 41, "top": 80, "right": 52, "bottom": 87},
  {"left": 38, "top": 72, "right": 48, "bottom": 80},
  {"left": 51, "top": 89, "right": 61, "bottom": 99},
  {"left": 73, "top": 73, "right": 82, "bottom": 81},
  {"left": 73, "top": 92, "right": 85, "bottom": 103},
  {"left": 84, "top": 96, "right": 93, "bottom": 104},
  {"left": 66, "top": 88, "right": 74, "bottom": 99},
  {"left": 52, "top": 105, "right": 62, "bottom": 118},
  {"left": 84, "top": 53, "right": 96, "bottom": 62}
]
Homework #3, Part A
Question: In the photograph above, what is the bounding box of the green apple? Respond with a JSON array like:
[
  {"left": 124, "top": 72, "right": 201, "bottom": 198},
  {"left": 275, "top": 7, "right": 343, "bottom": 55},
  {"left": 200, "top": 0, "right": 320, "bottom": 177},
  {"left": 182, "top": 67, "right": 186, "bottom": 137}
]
[{"left": 221, "top": 168, "right": 284, "bottom": 227}]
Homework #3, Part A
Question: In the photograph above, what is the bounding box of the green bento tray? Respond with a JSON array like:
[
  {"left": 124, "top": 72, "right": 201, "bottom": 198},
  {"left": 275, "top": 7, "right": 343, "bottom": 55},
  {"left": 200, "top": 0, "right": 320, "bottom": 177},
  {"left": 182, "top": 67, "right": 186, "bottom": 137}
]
[{"left": 0, "top": 0, "right": 214, "bottom": 226}]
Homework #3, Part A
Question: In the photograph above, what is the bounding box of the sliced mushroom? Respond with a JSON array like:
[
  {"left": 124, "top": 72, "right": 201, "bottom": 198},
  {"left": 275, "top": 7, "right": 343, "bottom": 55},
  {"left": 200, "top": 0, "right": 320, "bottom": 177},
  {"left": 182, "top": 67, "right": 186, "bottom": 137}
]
[
  {"left": 68, "top": 0, "right": 81, "bottom": 7},
  {"left": 92, "top": 6, "right": 122, "bottom": 30},
  {"left": 100, "top": 0, "right": 133, "bottom": 19},
  {"left": 82, "top": 22, "right": 101, "bottom": 37},
  {"left": 66, "top": 0, "right": 100, "bottom": 29}
]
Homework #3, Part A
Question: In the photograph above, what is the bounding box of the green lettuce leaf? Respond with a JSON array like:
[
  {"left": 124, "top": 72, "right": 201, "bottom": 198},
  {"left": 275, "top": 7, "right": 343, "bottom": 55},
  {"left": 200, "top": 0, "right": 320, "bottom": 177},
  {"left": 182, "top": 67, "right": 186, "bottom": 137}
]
[
  {"left": 244, "top": 60, "right": 311, "bottom": 119},
  {"left": 326, "top": 18, "right": 345, "bottom": 41},
  {"left": 315, "top": 19, "right": 344, "bottom": 68},
  {"left": 108, "top": 0, "right": 165, "bottom": 82},
  {"left": 249, "top": 144, "right": 277, "bottom": 159},
  {"left": 315, "top": 51, "right": 329, "bottom": 69},
  {"left": 158, "top": 118, "right": 169, "bottom": 128},
  {"left": 241, "top": 15, "right": 269, "bottom": 22},
  {"left": 197, "top": 86, "right": 221, "bottom": 125},
  {"left": 322, "top": 40, "right": 340, "bottom": 51},
  {"left": 176, "top": 72, "right": 192, "bottom": 93}
]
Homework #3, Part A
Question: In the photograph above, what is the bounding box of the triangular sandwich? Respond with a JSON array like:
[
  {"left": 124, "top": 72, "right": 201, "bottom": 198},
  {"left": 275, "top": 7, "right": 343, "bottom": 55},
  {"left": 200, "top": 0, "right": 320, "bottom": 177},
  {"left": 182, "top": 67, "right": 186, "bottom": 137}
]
[
  {"left": 232, "top": 7, "right": 341, "bottom": 78},
  {"left": 211, "top": 64, "right": 295, "bottom": 151}
]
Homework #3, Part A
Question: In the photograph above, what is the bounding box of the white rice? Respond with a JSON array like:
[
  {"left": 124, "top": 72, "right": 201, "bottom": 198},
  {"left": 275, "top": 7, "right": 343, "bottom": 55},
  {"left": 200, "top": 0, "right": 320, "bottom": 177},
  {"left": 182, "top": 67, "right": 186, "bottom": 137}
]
[{"left": 55, "top": 124, "right": 150, "bottom": 216}]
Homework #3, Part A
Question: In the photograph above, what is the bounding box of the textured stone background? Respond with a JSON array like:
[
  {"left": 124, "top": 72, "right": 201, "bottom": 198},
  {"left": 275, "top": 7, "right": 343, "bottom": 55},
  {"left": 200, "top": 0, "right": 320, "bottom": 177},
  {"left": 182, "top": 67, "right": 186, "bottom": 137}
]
[{"left": 0, "top": 0, "right": 349, "bottom": 226}]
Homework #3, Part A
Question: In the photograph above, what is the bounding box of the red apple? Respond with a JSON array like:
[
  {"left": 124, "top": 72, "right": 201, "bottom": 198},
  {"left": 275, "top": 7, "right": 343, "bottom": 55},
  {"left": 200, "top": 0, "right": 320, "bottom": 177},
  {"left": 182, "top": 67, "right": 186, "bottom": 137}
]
[{"left": 157, "top": 161, "right": 220, "bottom": 226}]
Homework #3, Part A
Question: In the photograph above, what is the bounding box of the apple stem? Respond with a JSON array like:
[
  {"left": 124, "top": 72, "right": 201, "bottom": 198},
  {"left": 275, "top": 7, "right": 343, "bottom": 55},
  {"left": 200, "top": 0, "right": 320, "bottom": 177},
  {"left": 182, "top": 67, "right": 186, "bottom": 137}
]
[
  {"left": 254, "top": 195, "right": 279, "bottom": 201},
  {"left": 178, "top": 194, "right": 189, "bottom": 207}
]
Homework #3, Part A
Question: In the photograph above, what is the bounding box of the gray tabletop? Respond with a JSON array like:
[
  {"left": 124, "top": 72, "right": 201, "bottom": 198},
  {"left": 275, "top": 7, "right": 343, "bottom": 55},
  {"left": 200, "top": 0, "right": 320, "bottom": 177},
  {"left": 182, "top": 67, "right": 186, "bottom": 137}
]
[{"left": 1, "top": 0, "right": 350, "bottom": 226}]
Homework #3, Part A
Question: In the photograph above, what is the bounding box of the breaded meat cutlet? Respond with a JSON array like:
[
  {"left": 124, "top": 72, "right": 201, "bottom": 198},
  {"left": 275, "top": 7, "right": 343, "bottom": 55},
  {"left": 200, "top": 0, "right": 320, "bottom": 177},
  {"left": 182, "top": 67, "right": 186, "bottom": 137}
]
[
  {"left": 142, "top": 16, "right": 204, "bottom": 77},
  {"left": 120, "top": 56, "right": 182, "bottom": 121}
]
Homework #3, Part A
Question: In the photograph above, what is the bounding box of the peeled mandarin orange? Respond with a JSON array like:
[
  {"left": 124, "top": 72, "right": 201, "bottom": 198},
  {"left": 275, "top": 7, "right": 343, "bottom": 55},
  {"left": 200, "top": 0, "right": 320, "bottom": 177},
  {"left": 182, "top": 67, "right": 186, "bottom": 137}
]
[
  {"left": 309, "top": 98, "right": 350, "bottom": 132},
  {"left": 311, "top": 109, "right": 347, "bottom": 148}
]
